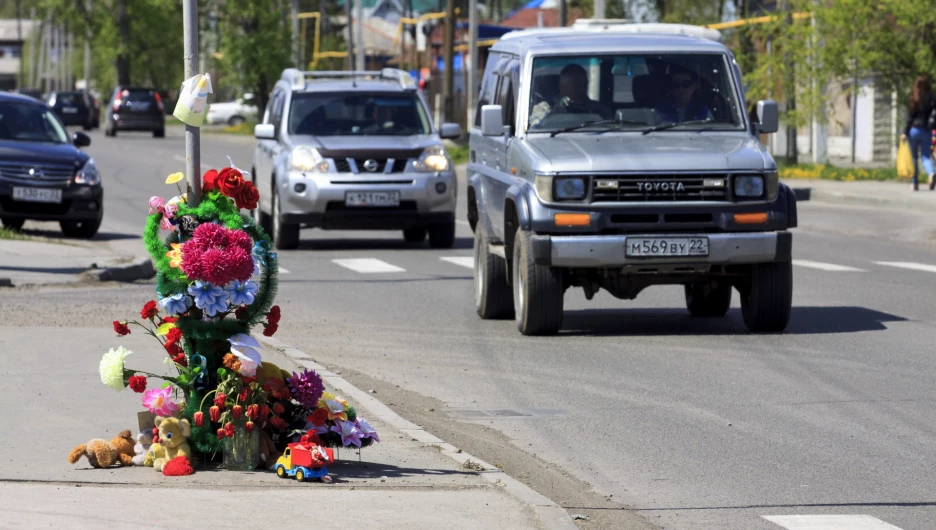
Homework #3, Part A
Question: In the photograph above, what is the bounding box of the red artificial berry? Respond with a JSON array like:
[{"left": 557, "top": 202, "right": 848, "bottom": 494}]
[
  {"left": 245, "top": 421, "right": 255, "bottom": 433},
  {"left": 273, "top": 402, "right": 285, "bottom": 415},
  {"left": 232, "top": 405, "right": 242, "bottom": 420},
  {"left": 194, "top": 411, "right": 204, "bottom": 427},
  {"left": 238, "top": 389, "right": 249, "bottom": 403},
  {"left": 260, "top": 404, "right": 270, "bottom": 418},
  {"left": 216, "top": 428, "right": 226, "bottom": 440},
  {"left": 209, "top": 406, "right": 221, "bottom": 423},
  {"left": 224, "top": 422, "right": 236, "bottom": 437}
]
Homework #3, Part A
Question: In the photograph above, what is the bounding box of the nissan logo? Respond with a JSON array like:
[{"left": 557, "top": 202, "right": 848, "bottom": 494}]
[
  {"left": 362, "top": 159, "right": 379, "bottom": 172},
  {"left": 28, "top": 167, "right": 44, "bottom": 179},
  {"left": 637, "top": 182, "right": 685, "bottom": 192}
]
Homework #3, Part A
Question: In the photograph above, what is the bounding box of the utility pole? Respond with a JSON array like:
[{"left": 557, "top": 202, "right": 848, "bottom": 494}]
[
  {"left": 467, "top": 0, "right": 477, "bottom": 127},
  {"left": 443, "top": 0, "right": 454, "bottom": 123},
  {"left": 355, "top": 0, "right": 365, "bottom": 70},
  {"left": 83, "top": 0, "right": 91, "bottom": 92},
  {"left": 291, "top": 0, "right": 300, "bottom": 67},
  {"left": 559, "top": 0, "right": 567, "bottom": 26},
  {"left": 346, "top": 0, "right": 354, "bottom": 70},
  {"left": 183, "top": 0, "right": 201, "bottom": 207},
  {"left": 594, "top": 0, "right": 605, "bottom": 19},
  {"left": 37, "top": 18, "right": 48, "bottom": 92}
]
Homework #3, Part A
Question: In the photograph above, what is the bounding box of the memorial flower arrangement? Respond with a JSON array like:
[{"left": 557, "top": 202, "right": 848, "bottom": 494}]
[{"left": 97, "top": 163, "right": 376, "bottom": 468}]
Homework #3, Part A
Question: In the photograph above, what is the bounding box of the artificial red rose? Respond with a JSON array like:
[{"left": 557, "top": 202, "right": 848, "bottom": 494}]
[
  {"left": 214, "top": 393, "right": 227, "bottom": 408},
  {"left": 245, "top": 421, "right": 255, "bottom": 433},
  {"left": 202, "top": 169, "right": 219, "bottom": 192},
  {"left": 270, "top": 416, "right": 288, "bottom": 431},
  {"left": 113, "top": 320, "right": 131, "bottom": 336},
  {"left": 273, "top": 402, "right": 285, "bottom": 415},
  {"left": 165, "top": 327, "right": 183, "bottom": 347},
  {"left": 267, "top": 306, "right": 281, "bottom": 325},
  {"left": 263, "top": 323, "right": 278, "bottom": 337},
  {"left": 239, "top": 388, "right": 249, "bottom": 403},
  {"left": 308, "top": 407, "right": 329, "bottom": 426},
  {"left": 128, "top": 375, "right": 147, "bottom": 393},
  {"left": 232, "top": 405, "right": 243, "bottom": 420},
  {"left": 217, "top": 167, "right": 245, "bottom": 197},
  {"left": 235, "top": 181, "right": 260, "bottom": 210},
  {"left": 140, "top": 300, "right": 159, "bottom": 320},
  {"left": 194, "top": 411, "right": 205, "bottom": 427},
  {"left": 209, "top": 406, "right": 221, "bottom": 422},
  {"left": 224, "top": 422, "right": 236, "bottom": 437},
  {"left": 259, "top": 404, "right": 270, "bottom": 418}
]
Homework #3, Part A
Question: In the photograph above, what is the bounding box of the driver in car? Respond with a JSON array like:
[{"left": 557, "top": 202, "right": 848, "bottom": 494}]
[
  {"left": 654, "top": 66, "right": 713, "bottom": 123},
  {"left": 529, "top": 64, "right": 611, "bottom": 128},
  {"left": 362, "top": 103, "right": 398, "bottom": 133}
]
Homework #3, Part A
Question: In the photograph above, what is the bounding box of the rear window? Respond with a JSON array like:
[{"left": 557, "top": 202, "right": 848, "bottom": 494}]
[
  {"left": 54, "top": 93, "right": 84, "bottom": 106},
  {"left": 123, "top": 89, "right": 157, "bottom": 102}
]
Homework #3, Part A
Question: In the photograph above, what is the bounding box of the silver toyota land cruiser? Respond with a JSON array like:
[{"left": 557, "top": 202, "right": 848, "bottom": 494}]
[
  {"left": 468, "top": 28, "right": 797, "bottom": 336},
  {"left": 252, "top": 68, "right": 462, "bottom": 249}
]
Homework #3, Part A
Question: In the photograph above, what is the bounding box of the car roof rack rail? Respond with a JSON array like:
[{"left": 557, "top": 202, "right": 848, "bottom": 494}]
[{"left": 280, "top": 68, "right": 417, "bottom": 91}]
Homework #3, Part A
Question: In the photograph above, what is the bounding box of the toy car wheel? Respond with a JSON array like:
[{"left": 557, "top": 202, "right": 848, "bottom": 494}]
[
  {"left": 296, "top": 469, "right": 305, "bottom": 482},
  {"left": 276, "top": 465, "right": 286, "bottom": 478}
]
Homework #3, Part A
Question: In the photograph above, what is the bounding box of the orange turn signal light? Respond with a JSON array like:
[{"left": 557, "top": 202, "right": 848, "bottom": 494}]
[
  {"left": 734, "top": 212, "right": 768, "bottom": 224},
  {"left": 554, "top": 213, "right": 591, "bottom": 226}
]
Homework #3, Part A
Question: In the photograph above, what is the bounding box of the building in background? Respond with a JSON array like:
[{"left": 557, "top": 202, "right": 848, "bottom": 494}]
[{"left": 0, "top": 19, "right": 37, "bottom": 91}]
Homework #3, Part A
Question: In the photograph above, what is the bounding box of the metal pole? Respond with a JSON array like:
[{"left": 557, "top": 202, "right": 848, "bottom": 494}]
[
  {"left": 467, "top": 0, "right": 477, "bottom": 128},
  {"left": 28, "top": 11, "right": 38, "bottom": 89},
  {"left": 355, "top": 0, "right": 365, "bottom": 70},
  {"left": 346, "top": 0, "right": 354, "bottom": 70},
  {"left": 443, "top": 0, "right": 454, "bottom": 123},
  {"left": 183, "top": 0, "right": 201, "bottom": 207},
  {"left": 594, "top": 0, "right": 605, "bottom": 19},
  {"left": 851, "top": 65, "right": 858, "bottom": 164},
  {"left": 291, "top": 0, "right": 300, "bottom": 67},
  {"left": 84, "top": 0, "right": 92, "bottom": 91},
  {"left": 67, "top": 31, "right": 74, "bottom": 90},
  {"left": 559, "top": 0, "right": 567, "bottom": 26},
  {"left": 37, "top": 19, "right": 48, "bottom": 92}
]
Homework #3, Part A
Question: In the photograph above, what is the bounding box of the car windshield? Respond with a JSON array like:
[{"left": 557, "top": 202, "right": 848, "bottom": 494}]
[
  {"left": 0, "top": 101, "right": 69, "bottom": 143},
  {"left": 527, "top": 53, "right": 744, "bottom": 132},
  {"left": 54, "top": 92, "right": 84, "bottom": 106},
  {"left": 288, "top": 93, "right": 431, "bottom": 136}
]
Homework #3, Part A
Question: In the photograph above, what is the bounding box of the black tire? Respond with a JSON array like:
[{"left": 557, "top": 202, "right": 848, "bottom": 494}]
[
  {"left": 228, "top": 115, "right": 246, "bottom": 126},
  {"left": 474, "top": 224, "right": 514, "bottom": 319},
  {"left": 82, "top": 123, "right": 92, "bottom": 131},
  {"left": 512, "top": 228, "right": 563, "bottom": 335},
  {"left": 60, "top": 217, "right": 101, "bottom": 239},
  {"left": 428, "top": 221, "right": 456, "bottom": 249},
  {"left": 685, "top": 282, "right": 732, "bottom": 317},
  {"left": 272, "top": 188, "right": 299, "bottom": 250},
  {"left": 741, "top": 260, "right": 793, "bottom": 333},
  {"left": 1, "top": 217, "right": 25, "bottom": 230},
  {"left": 153, "top": 128, "right": 165, "bottom": 138},
  {"left": 253, "top": 204, "right": 273, "bottom": 237},
  {"left": 403, "top": 227, "right": 427, "bottom": 243},
  {"left": 105, "top": 123, "right": 115, "bottom": 137}
]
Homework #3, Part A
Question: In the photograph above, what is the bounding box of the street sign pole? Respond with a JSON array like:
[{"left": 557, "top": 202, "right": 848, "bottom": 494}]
[
  {"left": 183, "top": 0, "right": 201, "bottom": 207},
  {"left": 443, "top": 0, "right": 454, "bottom": 123},
  {"left": 466, "top": 0, "right": 477, "bottom": 128}
]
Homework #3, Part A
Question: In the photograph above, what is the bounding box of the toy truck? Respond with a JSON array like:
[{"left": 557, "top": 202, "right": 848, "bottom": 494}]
[{"left": 275, "top": 442, "right": 335, "bottom": 482}]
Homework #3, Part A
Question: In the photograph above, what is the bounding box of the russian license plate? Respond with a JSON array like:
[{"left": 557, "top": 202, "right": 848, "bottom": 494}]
[
  {"left": 62, "top": 107, "right": 78, "bottom": 114},
  {"left": 345, "top": 191, "right": 400, "bottom": 207},
  {"left": 626, "top": 237, "right": 709, "bottom": 258},
  {"left": 12, "top": 187, "right": 62, "bottom": 204}
]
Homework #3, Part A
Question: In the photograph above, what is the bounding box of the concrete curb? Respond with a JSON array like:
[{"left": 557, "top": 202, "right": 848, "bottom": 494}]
[
  {"left": 259, "top": 336, "right": 580, "bottom": 530},
  {"left": 806, "top": 187, "right": 935, "bottom": 213},
  {"left": 80, "top": 257, "right": 156, "bottom": 283}
]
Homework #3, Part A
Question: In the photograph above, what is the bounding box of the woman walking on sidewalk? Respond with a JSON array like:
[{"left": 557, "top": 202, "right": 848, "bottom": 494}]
[{"left": 900, "top": 74, "right": 936, "bottom": 191}]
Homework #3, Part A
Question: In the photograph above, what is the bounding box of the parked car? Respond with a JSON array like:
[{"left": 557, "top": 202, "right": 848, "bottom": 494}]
[
  {"left": 78, "top": 89, "right": 101, "bottom": 129},
  {"left": 46, "top": 91, "right": 92, "bottom": 130},
  {"left": 251, "top": 68, "right": 462, "bottom": 250},
  {"left": 0, "top": 92, "right": 103, "bottom": 238},
  {"left": 468, "top": 26, "right": 796, "bottom": 335},
  {"left": 207, "top": 93, "right": 257, "bottom": 125},
  {"left": 104, "top": 86, "right": 166, "bottom": 137}
]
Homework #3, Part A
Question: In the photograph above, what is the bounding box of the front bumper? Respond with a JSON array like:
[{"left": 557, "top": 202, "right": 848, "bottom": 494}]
[
  {"left": 532, "top": 231, "right": 791, "bottom": 267},
  {"left": 0, "top": 184, "right": 103, "bottom": 222},
  {"left": 280, "top": 169, "right": 457, "bottom": 230}
]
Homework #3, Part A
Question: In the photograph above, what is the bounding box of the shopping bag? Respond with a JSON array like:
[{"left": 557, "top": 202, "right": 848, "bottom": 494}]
[
  {"left": 896, "top": 139, "right": 913, "bottom": 178},
  {"left": 172, "top": 73, "right": 212, "bottom": 127}
]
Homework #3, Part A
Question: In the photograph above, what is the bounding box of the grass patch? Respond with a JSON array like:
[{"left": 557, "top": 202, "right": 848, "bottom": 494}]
[
  {"left": 448, "top": 144, "right": 470, "bottom": 165},
  {"left": 0, "top": 227, "right": 29, "bottom": 241},
  {"left": 778, "top": 161, "right": 903, "bottom": 182},
  {"left": 201, "top": 121, "right": 257, "bottom": 136}
]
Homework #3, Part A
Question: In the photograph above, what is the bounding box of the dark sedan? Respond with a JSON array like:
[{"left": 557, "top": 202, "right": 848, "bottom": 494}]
[
  {"left": 46, "top": 91, "right": 92, "bottom": 130},
  {"left": 0, "top": 92, "right": 103, "bottom": 238}
]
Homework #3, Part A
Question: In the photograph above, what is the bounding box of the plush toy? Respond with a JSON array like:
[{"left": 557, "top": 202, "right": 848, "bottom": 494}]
[
  {"left": 132, "top": 430, "right": 154, "bottom": 466},
  {"left": 149, "top": 416, "right": 192, "bottom": 473},
  {"left": 68, "top": 430, "right": 135, "bottom": 468},
  {"left": 258, "top": 430, "right": 280, "bottom": 470},
  {"left": 162, "top": 455, "right": 194, "bottom": 476}
]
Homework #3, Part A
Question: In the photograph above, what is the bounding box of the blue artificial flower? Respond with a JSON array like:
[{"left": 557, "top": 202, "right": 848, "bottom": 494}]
[
  {"left": 188, "top": 281, "right": 226, "bottom": 309},
  {"left": 226, "top": 279, "right": 259, "bottom": 306},
  {"left": 159, "top": 292, "right": 192, "bottom": 316},
  {"left": 202, "top": 293, "right": 231, "bottom": 317},
  {"left": 252, "top": 240, "right": 277, "bottom": 269}
]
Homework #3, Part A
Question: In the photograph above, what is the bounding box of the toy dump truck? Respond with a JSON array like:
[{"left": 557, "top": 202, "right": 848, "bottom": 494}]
[{"left": 274, "top": 442, "right": 335, "bottom": 482}]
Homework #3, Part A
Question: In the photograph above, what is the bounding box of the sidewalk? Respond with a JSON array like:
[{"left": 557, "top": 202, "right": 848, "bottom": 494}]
[
  {"left": 0, "top": 326, "right": 552, "bottom": 530},
  {"left": 790, "top": 178, "right": 936, "bottom": 212}
]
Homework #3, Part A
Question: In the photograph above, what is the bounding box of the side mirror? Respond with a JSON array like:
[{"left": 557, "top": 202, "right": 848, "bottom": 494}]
[
  {"left": 480, "top": 105, "right": 504, "bottom": 137},
  {"left": 440, "top": 122, "right": 462, "bottom": 140},
  {"left": 254, "top": 123, "right": 276, "bottom": 140},
  {"left": 72, "top": 131, "right": 91, "bottom": 148},
  {"left": 756, "top": 100, "right": 779, "bottom": 134}
]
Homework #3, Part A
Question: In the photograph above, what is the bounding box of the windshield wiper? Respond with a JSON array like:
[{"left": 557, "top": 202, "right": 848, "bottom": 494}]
[
  {"left": 642, "top": 119, "right": 716, "bottom": 135},
  {"left": 549, "top": 119, "right": 645, "bottom": 138}
]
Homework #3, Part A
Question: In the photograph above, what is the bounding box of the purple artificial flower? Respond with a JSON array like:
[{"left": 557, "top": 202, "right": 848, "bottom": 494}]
[
  {"left": 287, "top": 368, "right": 325, "bottom": 410},
  {"left": 356, "top": 418, "right": 379, "bottom": 443},
  {"left": 331, "top": 420, "right": 364, "bottom": 447}
]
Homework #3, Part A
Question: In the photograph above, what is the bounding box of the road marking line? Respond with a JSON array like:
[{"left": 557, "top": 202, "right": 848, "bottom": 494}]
[
  {"left": 763, "top": 514, "right": 903, "bottom": 530},
  {"left": 332, "top": 258, "right": 405, "bottom": 273},
  {"left": 875, "top": 261, "right": 936, "bottom": 274},
  {"left": 440, "top": 257, "right": 474, "bottom": 269},
  {"left": 793, "top": 259, "right": 865, "bottom": 272},
  {"left": 278, "top": 267, "right": 290, "bottom": 274}
]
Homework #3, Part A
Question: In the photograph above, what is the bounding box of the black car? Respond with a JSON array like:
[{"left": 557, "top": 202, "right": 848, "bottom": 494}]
[
  {"left": 0, "top": 92, "right": 103, "bottom": 238},
  {"left": 46, "top": 91, "right": 92, "bottom": 130},
  {"left": 105, "top": 86, "right": 165, "bottom": 137},
  {"left": 12, "top": 88, "right": 43, "bottom": 101},
  {"left": 77, "top": 89, "right": 101, "bottom": 129}
]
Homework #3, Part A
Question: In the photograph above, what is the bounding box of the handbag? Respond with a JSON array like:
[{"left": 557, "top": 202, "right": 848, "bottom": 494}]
[{"left": 897, "top": 139, "right": 913, "bottom": 178}]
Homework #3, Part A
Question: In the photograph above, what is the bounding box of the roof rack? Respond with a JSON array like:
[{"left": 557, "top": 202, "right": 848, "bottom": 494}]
[
  {"left": 499, "top": 22, "right": 722, "bottom": 43},
  {"left": 280, "top": 68, "right": 417, "bottom": 91}
]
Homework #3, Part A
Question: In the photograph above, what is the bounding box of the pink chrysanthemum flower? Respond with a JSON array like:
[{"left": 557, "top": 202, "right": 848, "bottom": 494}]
[{"left": 181, "top": 223, "right": 254, "bottom": 286}]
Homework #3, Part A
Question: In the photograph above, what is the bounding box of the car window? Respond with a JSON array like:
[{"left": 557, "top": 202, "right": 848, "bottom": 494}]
[
  {"left": 287, "top": 92, "right": 431, "bottom": 137},
  {"left": 494, "top": 63, "right": 517, "bottom": 135},
  {"left": 0, "top": 101, "right": 69, "bottom": 143},
  {"left": 474, "top": 51, "right": 502, "bottom": 127},
  {"left": 124, "top": 89, "right": 157, "bottom": 102},
  {"left": 54, "top": 93, "right": 84, "bottom": 106}
]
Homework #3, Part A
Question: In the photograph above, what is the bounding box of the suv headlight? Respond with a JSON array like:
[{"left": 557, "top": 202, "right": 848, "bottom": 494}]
[
  {"left": 734, "top": 175, "right": 764, "bottom": 198},
  {"left": 554, "top": 177, "right": 587, "bottom": 200},
  {"left": 74, "top": 158, "right": 100, "bottom": 186},
  {"left": 290, "top": 146, "right": 329, "bottom": 173},
  {"left": 413, "top": 146, "right": 450, "bottom": 172}
]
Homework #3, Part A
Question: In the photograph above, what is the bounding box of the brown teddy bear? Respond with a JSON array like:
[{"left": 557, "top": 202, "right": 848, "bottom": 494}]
[
  {"left": 150, "top": 416, "right": 192, "bottom": 472},
  {"left": 68, "top": 430, "right": 136, "bottom": 468}
]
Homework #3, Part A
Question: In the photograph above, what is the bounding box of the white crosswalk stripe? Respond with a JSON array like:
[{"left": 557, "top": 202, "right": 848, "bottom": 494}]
[
  {"left": 793, "top": 260, "right": 866, "bottom": 272},
  {"left": 763, "top": 514, "right": 902, "bottom": 529},
  {"left": 331, "top": 258, "right": 405, "bottom": 274},
  {"left": 874, "top": 261, "right": 936, "bottom": 274},
  {"left": 440, "top": 257, "right": 474, "bottom": 269}
]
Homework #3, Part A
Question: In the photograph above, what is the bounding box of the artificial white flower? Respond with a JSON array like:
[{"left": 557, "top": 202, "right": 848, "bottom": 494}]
[
  {"left": 99, "top": 346, "right": 132, "bottom": 391},
  {"left": 228, "top": 333, "right": 262, "bottom": 377}
]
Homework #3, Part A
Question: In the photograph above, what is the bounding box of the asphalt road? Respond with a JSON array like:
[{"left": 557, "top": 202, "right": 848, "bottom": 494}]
[{"left": 12, "top": 126, "right": 936, "bottom": 529}]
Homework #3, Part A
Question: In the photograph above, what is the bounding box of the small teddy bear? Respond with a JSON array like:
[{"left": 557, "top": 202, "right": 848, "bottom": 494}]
[
  {"left": 132, "top": 430, "right": 155, "bottom": 466},
  {"left": 150, "top": 416, "right": 192, "bottom": 473},
  {"left": 68, "top": 430, "right": 136, "bottom": 468}
]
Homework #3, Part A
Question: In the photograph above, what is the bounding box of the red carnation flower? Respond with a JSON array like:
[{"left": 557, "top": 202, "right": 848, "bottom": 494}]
[
  {"left": 140, "top": 300, "right": 159, "bottom": 320},
  {"left": 263, "top": 323, "right": 278, "bottom": 337},
  {"left": 173, "top": 354, "right": 188, "bottom": 367},
  {"left": 165, "top": 327, "right": 183, "bottom": 347},
  {"left": 234, "top": 306, "right": 248, "bottom": 319},
  {"left": 161, "top": 316, "right": 178, "bottom": 324},
  {"left": 113, "top": 320, "right": 131, "bottom": 336},
  {"left": 180, "top": 223, "right": 255, "bottom": 286},
  {"left": 165, "top": 342, "right": 183, "bottom": 358},
  {"left": 217, "top": 167, "right": 245, "bottom": 197},
  {"left": 267, "top": 305, "right": 281, "bottom": 325},
  {"left": 308, "top": 407, "right": 329, "bottom": 426},
  {"left": 128, "top": 375, "right": 147, "bottom": 393},
  {"left": 273, "top": 402, "right": 285, "bottom": 415},
  {"left": 202, "top": 169, "right": 219, "bottom": 192}
]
